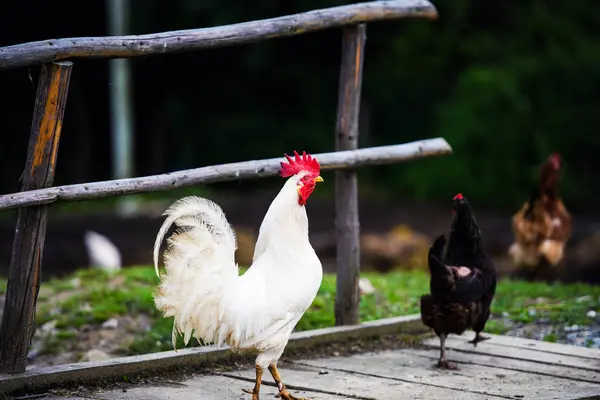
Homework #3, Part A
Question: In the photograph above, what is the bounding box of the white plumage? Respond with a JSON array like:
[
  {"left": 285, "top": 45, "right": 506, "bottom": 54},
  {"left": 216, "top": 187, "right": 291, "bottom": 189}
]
[{"left": 153, "top": 172, "right": 323, "bottom": 374}]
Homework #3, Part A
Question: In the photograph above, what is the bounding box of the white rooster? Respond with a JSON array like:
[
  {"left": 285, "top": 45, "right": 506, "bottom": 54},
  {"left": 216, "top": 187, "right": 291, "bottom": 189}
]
[{"left": 153, "top": 151, "right": 324, "bottom": 400}]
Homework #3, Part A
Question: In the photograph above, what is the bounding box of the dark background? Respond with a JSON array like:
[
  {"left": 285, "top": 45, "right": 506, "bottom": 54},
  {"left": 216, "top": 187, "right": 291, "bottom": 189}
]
[{"left": 2, "top": 0, "right": 599, "bottom": 209}]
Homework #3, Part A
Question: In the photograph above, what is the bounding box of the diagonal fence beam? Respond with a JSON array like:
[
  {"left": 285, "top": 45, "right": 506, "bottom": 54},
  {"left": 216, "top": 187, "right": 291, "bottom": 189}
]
[
  {"left": 0, "top": 139, "right": 452, "bottom": 212},
  {"left": 0, "top": 0, "right": 437, "bottom": 71}
]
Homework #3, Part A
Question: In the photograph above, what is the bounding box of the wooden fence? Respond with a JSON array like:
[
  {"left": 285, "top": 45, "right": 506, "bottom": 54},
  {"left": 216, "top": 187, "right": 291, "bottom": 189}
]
[{"left": 0, "top": 0, "right": 447, "bottom": 374}]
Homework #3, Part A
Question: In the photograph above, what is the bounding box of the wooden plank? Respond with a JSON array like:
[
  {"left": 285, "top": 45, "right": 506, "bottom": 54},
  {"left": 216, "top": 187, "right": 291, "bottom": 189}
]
[
  {"left": 298, "top": 350, "right": 600, "bottom": 399},
  {"left": 0, "top": 0, "right": 437, "bottom": 71},
  {"left": 0, "top": 315, "right": 425, "bottom": 394},
  {"left": 93, "top": 375, "right": 342, "bottom": 400},
  {"left": 422, "top": 335, "right": 600, "bottom": 372},
  {"left": 461, "top": 332, "right": 600, "bottom": 359},
  {"left": 227, "top": 363, "right": 486, "bottom": 400},
  {"left": 0, "top": 61, "right": 73, "bottom": 374},
  {"left": 0, "top": 139, "right": 453, "bottom": 211},
  {"left": 334, "top": 24, "right": 366, "bottom": 326},
  {"left": 402, "top": 348, "right": 600, "bottom": 384}
]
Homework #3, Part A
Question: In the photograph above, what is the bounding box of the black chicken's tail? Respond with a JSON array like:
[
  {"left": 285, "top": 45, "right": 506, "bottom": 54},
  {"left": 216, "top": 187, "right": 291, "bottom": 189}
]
[{"left": 428, "top": 235, "right": 451, "bottom": 277}]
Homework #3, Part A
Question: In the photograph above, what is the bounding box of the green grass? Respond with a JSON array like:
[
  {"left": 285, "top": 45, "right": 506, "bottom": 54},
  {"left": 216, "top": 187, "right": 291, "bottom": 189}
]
[
  {"left": 0, "top": 267, "right": 598, "bottom": 355},
  {"left": 490, "top": 280, "right": 600, "bottom": 331}
]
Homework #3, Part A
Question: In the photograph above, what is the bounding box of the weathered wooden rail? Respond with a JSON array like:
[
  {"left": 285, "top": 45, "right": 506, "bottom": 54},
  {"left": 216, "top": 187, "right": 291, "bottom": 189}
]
[
  {"left": 0, "top": 1, "right": 436, "bottom": 70},
  {"left": 334, "top": 24, "right": 366, "bottom": 326},
  {"left": 0, "top": 140, "right": 449, "bottom": 211},
  {"left": 0, "top": 0, "right": 443, "bottom": 374},
  {"left": 0, "top": 61, "right": 73, "bottom": 374}
]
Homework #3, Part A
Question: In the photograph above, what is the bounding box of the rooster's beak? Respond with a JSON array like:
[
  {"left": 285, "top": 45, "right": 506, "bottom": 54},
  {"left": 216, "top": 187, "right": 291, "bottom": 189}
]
[{"left": 314, "top": 176, "right": 324, "bottom": 183}]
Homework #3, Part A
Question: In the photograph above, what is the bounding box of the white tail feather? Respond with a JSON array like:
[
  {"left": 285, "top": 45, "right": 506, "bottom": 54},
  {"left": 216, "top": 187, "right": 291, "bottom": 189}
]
[
  {"left": 152, "top": 196, "right": 239, "bottom": 348},
  {"left": 153, "top": 196, "right": 236, "bottom": 277}
]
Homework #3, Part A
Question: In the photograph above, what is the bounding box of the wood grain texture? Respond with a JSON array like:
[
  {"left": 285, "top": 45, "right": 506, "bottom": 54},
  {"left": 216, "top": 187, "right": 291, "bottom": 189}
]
[
  {"left": 334, "top": 24, "right": 366, "bottom": 326},
  {"left": 0, "top": 0, "right": 437, "bottom": 71},
  {"left": 0, "top": 315, "right": 423, "bottom": 394},
  {"left": 0, "top": 139, "right": 453, "bottom": 212},
  {"left": 0, "top": 61, "right": 72, "bottom": 374}
]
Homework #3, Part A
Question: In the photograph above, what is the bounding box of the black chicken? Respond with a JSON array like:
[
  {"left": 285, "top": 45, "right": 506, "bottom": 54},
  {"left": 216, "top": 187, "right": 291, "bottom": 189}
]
[{"left": 420, "top": 193, "right": 497, "bottom": 369}]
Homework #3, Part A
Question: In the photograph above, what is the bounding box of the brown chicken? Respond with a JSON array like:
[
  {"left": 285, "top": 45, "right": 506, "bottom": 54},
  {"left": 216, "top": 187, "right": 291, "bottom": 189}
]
[
  {"left": 508, "top": 153, "right": 571, "bottom": 277},
  {"left": 420, "top": 194, "right": 497, "bottom": 370}
]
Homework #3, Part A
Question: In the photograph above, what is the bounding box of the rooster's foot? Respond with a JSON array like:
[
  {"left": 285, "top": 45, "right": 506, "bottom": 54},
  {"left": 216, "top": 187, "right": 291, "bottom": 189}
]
[
  {"left": 269, "top": 363, "right": 310, "bottom": 400},
  {"left": 468, "top": 333, "right": 490, "bottom": 347},
  {"left": 435, "top": 360, "right": 459, "bottom": 370},
  {"left": 242, "top": 388, "right": 260, "bottom": 400},
  {"left": 277, "top": 389, "right": 309, "bottom": 400},
  {"left": 243, "top": 364, "right": 263, "bottom": 400}
]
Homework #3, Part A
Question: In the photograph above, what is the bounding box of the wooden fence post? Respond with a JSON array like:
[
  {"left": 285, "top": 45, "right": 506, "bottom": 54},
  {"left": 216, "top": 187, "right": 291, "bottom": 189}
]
[
  {"left": 0, "top": 61, "right": 73, "bottom": 374},
  {"left": 334, "top": 24, "right": 366, "bottom": 326}
]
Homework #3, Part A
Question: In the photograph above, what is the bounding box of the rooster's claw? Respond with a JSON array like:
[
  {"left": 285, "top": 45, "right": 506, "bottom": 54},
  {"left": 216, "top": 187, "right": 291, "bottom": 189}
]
[
  {"left": 277, "top": 390, "right": 310, "bottom": 400},
  {"left": 435, "top": 360, "right": 459, "bottom": 370},
  {"left": 242, "top": 388, "right": 259, "bottom": 400}
]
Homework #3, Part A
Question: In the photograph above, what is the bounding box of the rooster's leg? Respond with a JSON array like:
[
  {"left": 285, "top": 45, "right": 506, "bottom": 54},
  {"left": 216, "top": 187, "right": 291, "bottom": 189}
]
[
  {"left": 468, "top": 332, "right": 490, "bottom": 347},
  {"left": 268, "top": 363, "right": 309, "bottom": 400},
  {"left": 435, "top": 334, "right": 459, "bottom": 370},
  {"left": 241, "top": 365, "right": 263, "bottom": 400}
]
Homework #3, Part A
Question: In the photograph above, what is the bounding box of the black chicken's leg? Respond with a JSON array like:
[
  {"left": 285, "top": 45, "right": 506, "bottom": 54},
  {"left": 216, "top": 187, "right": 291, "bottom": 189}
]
[
  {"left": 468, "top": 332, "right": 490, "bottom": 347},
  {"left": 242, "top": 365, "right": 263, "bottom": 400},
  {"left": 435, "top": 334, "right": 459, "bottom": 370},
  {"left": 268, "top": 363, "right": 309, "bottom": 400}
]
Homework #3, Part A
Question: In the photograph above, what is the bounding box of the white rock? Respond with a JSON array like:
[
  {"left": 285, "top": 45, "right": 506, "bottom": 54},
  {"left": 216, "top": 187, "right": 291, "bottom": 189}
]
[
  {"left": 80, "top": 349, "right": 111, "bottom": 362},
  {"left": 48, "top": 307, "right": 61, "bottom": 316},
  {"left": 102, "top": 318, "right": 119, "bottom": 329},
  {"left": 587, "top": 310, "right": 597, "bottom": 319},
  {"left": 40, "top": 320, "right": 58, "bottom": 335},
  {"left": 564, "top": 324, "right": 580, "bottom": 332}
]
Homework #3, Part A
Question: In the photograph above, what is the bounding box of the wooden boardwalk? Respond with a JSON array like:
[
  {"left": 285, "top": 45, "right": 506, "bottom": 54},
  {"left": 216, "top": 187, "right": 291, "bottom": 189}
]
[{"left": 48, "top": 333, "right": 600, "bottom": 400}]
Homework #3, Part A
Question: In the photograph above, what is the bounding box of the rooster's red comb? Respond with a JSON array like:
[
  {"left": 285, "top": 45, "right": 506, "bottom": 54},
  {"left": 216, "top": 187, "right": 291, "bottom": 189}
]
[
  {"left": 279, "top": 151, "right": 320, "bottom": 178},
  {"left": 453, "top": 193, "right": 463, "bottom": 201}
]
